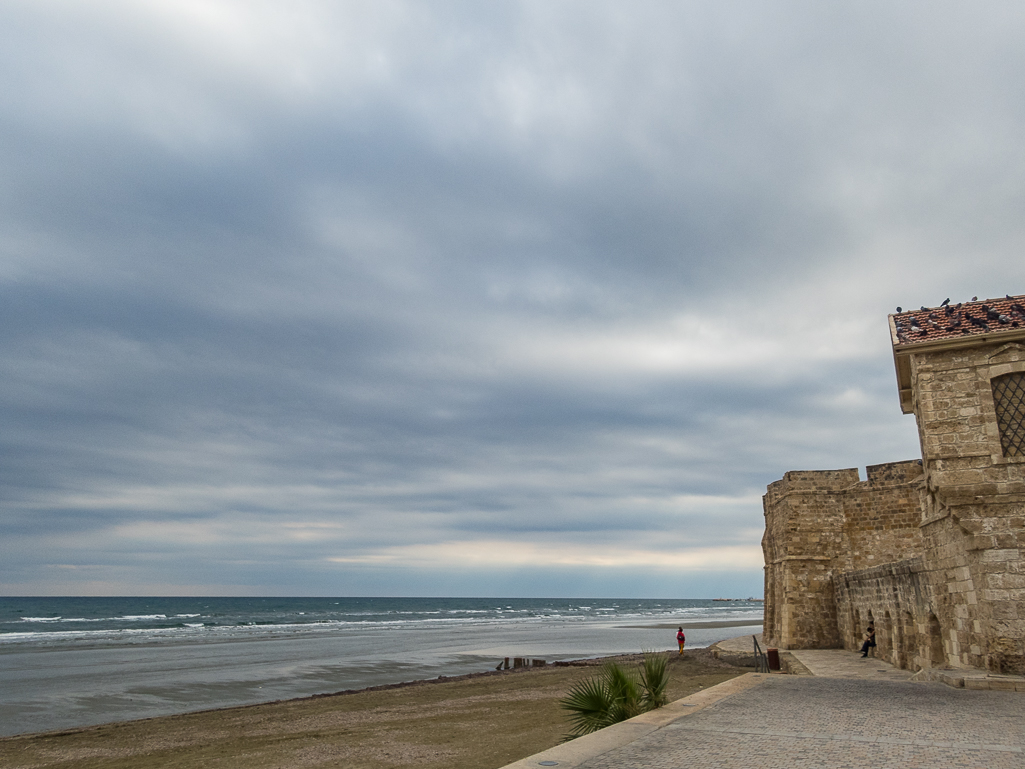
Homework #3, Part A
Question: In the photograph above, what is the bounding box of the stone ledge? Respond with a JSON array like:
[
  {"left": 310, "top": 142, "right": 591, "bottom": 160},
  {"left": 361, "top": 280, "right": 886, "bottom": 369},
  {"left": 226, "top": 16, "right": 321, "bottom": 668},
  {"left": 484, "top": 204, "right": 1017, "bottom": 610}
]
[
  {"left": 778, "top": 651, "right": 813, "bottom": 676},
  {"left": 914, "top": 668, "right": 1025, "bottom": 692}
]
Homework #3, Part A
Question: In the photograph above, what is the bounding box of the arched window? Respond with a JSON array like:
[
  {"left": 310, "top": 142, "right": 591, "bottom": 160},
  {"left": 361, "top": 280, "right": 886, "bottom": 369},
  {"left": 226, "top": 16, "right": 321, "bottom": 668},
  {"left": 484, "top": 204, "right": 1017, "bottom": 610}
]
[{"left": 991, "top": 372, "right": 1025, "bottom": 457}]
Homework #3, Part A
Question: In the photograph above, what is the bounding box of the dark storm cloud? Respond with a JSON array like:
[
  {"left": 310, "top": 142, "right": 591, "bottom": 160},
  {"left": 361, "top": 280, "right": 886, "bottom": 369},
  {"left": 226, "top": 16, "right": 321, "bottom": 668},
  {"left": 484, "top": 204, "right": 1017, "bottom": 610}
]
[{"left": 2, "top": 1, "right": 1025, "bottom": 595}]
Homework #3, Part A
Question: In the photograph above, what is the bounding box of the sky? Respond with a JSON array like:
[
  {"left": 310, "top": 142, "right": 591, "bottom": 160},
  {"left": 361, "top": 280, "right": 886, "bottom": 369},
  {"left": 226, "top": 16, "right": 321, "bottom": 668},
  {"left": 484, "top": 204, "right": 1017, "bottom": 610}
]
[{"left": 3, "top": 1, "right": 1025, "bottom": 598}]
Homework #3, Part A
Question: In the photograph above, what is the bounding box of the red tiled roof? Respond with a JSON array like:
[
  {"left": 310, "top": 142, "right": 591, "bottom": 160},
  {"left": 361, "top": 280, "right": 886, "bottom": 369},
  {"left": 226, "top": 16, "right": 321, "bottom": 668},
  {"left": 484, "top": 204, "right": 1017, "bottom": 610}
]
[{"left": 889, "top": 294, "right": 1025, "bottom": 348}]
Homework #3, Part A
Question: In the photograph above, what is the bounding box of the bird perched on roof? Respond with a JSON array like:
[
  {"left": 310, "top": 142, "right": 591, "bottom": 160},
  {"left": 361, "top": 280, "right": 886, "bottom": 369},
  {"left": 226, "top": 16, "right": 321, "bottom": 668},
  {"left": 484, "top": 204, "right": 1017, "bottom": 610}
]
[
  {"left": 941, "top": 298, "right": 951, "bottom": 306},
  {"left": 896, "top": 306, "right": 902, "bottom": 313},
  {"left": 972, "top": 296, "right": 978, "bottom": 301},
  {"left": 968, "top": 314, "right": 989, "bottom": 330}
]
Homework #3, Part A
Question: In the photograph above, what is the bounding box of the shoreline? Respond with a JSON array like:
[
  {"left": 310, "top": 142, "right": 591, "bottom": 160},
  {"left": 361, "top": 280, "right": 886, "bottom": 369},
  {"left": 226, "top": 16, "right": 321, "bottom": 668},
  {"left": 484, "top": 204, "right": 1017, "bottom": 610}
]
[
  {"left": 4, "top": 649, "right": 713, "bottom": 740},
  {"left": 618, "top": 620, "right": 762, "bottom": 630},
  {"left": 0, "top": 647, "right": 756, "bottom": 769},
  {"left": 0, "top": 619, "right": 763, "bottom": 740}
]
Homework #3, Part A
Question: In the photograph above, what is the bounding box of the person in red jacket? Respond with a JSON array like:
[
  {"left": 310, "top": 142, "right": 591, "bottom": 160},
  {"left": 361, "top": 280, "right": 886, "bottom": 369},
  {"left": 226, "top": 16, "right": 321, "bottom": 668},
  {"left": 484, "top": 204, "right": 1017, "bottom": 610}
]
[{"left": 676, "top": 626, "right": 686, "bottom": 655}]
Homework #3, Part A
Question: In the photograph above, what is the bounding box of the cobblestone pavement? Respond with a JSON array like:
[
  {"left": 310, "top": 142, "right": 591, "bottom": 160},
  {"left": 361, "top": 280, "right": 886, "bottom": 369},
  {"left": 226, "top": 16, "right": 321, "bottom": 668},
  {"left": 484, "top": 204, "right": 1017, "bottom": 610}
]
[{"left": 573, "top": 676, "right": 1025, "bottom": 769}]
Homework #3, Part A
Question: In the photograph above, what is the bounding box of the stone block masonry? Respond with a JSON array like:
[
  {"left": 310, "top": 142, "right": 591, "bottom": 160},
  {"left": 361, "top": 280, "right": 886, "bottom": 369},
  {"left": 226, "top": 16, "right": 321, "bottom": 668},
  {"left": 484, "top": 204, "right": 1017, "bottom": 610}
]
[
  {"left": 762, "top": 460, "right": 924, "bottom": 650},
  {"left": 763, "top": 294, "right": 1025, "bottom": 676}
]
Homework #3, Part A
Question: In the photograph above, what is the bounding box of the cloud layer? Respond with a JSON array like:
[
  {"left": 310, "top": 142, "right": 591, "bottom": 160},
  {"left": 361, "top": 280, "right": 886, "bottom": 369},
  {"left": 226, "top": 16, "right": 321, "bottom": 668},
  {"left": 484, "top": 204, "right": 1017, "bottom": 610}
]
[{"left": 3, "top": 1, "right": 1024, "bottom": 596}]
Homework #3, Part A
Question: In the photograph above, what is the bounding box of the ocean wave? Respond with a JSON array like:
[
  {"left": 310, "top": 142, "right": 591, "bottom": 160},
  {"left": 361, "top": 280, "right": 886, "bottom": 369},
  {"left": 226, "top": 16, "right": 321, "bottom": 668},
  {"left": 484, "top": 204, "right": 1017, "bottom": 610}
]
[
  {"left": 0, "top": 611, "right": 607, "bottom": 646},
  {"left": 1, "top": 599, "right": 764, "bottom": 652},
  {"left": 20, "top": 614, "right": 176, "bottom": 624}
]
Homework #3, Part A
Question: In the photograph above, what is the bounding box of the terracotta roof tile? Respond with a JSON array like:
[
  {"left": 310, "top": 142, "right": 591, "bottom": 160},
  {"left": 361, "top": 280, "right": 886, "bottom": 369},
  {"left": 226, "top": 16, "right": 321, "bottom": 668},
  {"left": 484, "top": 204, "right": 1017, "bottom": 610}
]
[{"left": 889, "top": 294, "right": 1025, "bottom": 348}]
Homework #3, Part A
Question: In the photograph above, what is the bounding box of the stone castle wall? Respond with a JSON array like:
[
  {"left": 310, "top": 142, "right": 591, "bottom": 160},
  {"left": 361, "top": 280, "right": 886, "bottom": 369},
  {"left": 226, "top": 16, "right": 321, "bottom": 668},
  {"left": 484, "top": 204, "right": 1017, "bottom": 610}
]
[
  {"left": 762, "top": 460, "right": 924, "bottom": 650},
  {"left": 833, "top": 559, "right": 944, "bottom": 672},
  {"left": 761, "top": 468, "right": 855, "bottom": 649},
  {"left": 763, "top": 336, "right": 1025, "bottom": 675},
  {"left": 910, "top": 342, "right": 1025, "bottom": 674}
]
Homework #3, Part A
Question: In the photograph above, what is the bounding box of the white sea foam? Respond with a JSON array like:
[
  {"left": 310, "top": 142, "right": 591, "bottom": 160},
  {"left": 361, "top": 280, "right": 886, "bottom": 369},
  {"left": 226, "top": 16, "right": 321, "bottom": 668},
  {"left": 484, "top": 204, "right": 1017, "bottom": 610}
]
[{"left": 2, "top": 600, "right": 763, "bottom": 655}]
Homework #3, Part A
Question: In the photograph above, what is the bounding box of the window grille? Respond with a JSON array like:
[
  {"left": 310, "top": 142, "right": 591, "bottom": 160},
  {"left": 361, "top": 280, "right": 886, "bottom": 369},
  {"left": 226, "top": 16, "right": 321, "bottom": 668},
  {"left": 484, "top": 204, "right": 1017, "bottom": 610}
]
[{"left": 991, "top": 372, "right": 1025, "bottom": 457}]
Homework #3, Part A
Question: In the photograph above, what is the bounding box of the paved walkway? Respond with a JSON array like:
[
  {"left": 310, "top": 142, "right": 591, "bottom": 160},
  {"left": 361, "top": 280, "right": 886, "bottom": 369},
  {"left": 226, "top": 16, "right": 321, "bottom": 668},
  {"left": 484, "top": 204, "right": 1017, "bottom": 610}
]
[
  {"left": 788, "top": 648, "right": 916, "bottom": 682},
  {"left": 501, "top": 642, "right": 1025, "bottom": 769}
]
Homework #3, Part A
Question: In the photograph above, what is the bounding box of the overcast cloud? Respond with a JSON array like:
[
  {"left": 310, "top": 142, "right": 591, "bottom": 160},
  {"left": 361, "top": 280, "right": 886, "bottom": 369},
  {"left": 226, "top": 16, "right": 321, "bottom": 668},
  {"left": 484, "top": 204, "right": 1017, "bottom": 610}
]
[{"left": 3, "top": 1, "right": 1025, "bottom": 597}]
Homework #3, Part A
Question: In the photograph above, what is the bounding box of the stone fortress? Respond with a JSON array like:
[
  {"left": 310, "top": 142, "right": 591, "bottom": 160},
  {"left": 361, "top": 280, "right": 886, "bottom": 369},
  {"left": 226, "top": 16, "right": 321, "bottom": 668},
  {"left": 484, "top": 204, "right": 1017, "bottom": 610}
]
[{"left": 762, "top": 293, "right": 1025, "bottom": 676}]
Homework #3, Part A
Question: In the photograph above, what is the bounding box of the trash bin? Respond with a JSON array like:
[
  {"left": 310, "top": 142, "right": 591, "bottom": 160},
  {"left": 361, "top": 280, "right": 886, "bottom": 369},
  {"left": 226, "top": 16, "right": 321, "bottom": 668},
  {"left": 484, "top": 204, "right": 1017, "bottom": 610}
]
[{"left": 767, "top": 648, "right": 781, "bottom": 671}]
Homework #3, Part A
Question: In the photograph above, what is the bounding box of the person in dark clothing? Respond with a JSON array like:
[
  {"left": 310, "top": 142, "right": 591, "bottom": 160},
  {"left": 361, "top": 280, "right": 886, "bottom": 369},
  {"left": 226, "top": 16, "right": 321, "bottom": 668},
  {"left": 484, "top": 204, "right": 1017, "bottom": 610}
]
[{"left": 860, "top": 624, "right": 876, "bottom": 657}]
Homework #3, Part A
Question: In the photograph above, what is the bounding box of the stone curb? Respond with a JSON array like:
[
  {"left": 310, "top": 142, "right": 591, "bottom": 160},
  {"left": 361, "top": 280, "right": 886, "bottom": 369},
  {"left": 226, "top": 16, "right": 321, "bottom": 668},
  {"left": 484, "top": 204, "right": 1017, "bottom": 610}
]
[{"left": 921, "top": 669, "right": 1025, "bottom": 691}]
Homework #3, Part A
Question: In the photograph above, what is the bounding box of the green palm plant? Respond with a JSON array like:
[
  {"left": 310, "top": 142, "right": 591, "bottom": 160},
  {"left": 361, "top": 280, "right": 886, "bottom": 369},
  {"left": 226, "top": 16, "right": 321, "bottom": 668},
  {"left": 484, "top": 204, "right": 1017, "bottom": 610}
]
[
  {"left": 560, "top": 653, "right": 670, "bottom": 740},
  {"left": 639, "top": 651, "right": 669, "bottom": 710}
]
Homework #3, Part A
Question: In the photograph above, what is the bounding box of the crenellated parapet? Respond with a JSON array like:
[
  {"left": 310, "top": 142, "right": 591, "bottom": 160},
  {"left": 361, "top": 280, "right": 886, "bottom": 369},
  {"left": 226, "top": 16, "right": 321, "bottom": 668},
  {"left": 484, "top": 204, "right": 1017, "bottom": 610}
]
[{"left": 762, "top": 460, "right": 924, "bottom": 650}]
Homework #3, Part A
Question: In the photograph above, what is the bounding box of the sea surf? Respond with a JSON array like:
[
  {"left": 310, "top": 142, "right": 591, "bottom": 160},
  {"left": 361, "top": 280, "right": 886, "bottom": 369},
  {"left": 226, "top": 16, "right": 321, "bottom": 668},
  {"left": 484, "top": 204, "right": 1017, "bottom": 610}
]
[{"left": 0, "top": 596, "right": 762, "bottom": 737}]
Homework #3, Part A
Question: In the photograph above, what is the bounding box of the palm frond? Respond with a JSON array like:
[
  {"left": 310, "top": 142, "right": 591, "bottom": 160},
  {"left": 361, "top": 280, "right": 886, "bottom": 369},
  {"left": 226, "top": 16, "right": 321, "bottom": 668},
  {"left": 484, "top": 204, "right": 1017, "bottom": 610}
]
[
  {"left": 560, "top": 661, "right": 646, "bottom": 740},
  {"left": 639, "top": 652, "right": 669, "bottom": 709},
  {"left": 601, "top": 662, "right": 642, "bottom": 720},
  {"left": 560, "top": 675, "right": 617, "bottom": 738}
]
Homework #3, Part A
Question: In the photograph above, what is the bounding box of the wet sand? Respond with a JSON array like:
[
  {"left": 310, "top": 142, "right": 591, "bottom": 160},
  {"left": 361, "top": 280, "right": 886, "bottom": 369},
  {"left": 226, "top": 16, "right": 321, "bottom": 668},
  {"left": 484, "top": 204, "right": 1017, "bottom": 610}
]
[
  {"left": 0, "top": 648, "right": 752, "bottom": 769},
  {"left": 619, "top": 620, "right": 763, "bottom": 630}
]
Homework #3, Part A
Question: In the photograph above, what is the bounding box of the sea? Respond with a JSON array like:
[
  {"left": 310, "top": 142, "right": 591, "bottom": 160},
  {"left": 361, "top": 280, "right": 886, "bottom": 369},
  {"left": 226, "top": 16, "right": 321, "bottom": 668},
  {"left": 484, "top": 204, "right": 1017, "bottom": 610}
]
[{"left": 0, "top": 596, "right": 763, "bottom": 737}]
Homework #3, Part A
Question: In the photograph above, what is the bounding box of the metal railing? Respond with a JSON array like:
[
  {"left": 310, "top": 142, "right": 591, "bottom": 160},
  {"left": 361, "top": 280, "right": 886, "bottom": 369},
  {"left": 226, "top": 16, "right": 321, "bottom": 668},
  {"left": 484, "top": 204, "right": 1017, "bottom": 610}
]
[{"left": 753, "top": 635, "right": 770, "bottom": 673}]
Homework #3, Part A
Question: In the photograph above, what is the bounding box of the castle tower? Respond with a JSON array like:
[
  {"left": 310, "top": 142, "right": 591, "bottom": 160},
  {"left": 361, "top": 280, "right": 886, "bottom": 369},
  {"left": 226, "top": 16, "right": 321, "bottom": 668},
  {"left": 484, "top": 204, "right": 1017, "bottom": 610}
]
[
  {"left": 890, "top": 294, "right": 1025, "bottom": 674},
  {"left": 762, "top": 469, "right": 857, "bottom": 649}
]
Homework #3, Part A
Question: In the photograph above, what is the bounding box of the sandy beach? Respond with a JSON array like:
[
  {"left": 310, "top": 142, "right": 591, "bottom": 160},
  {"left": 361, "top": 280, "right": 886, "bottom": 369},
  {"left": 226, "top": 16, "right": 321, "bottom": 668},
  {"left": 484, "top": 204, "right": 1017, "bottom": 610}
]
[{"left": 0, "top": 648, "right": 752, "bottom": 769}]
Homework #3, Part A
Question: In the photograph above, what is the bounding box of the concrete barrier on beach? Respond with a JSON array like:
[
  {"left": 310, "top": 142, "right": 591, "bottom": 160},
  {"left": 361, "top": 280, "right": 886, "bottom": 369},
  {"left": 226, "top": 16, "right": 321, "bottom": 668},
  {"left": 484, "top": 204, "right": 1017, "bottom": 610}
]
[{"left": 495, "top": 657, "right": 547, "bottom": 670}]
